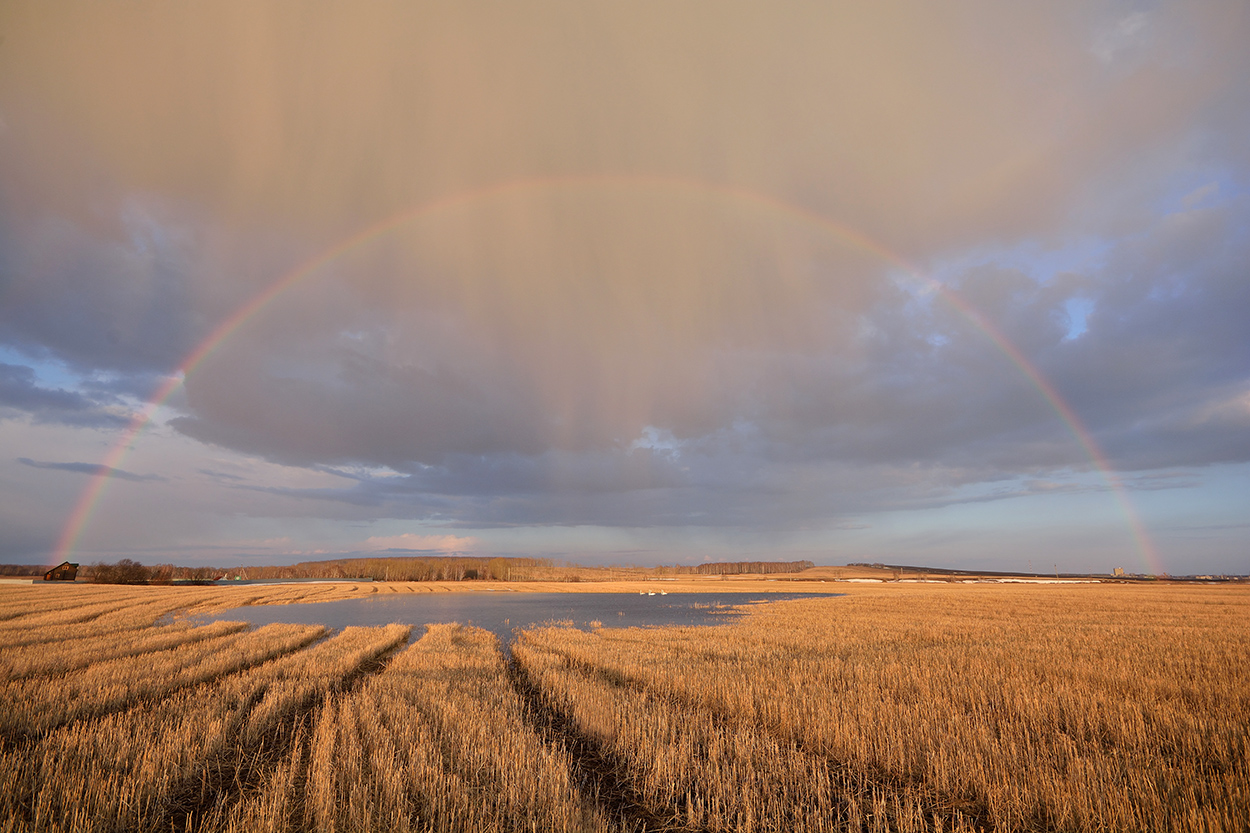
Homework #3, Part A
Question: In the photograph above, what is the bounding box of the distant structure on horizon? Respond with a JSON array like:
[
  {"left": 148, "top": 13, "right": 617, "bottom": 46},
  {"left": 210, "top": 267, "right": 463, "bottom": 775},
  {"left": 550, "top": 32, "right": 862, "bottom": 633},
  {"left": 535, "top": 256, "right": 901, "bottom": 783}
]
[
  {"left": 1113, "top": 567, "right": 1126, "bottom": 577},
  {"left": 43, "top": 561, "right": 78, "bottom": 581}
]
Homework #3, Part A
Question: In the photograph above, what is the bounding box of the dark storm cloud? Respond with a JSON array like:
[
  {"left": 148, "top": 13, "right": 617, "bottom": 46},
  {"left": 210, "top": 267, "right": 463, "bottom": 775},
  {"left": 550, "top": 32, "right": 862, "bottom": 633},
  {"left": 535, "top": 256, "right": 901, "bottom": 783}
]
[
  {"left": 0, "top": 363, "right": 127, "bottom": 428},
  {"left": 169, "top": 344, "right": 551, "bottom": 468},
  {"left": 162, "top": 188, "right": 1250, "bottom": 526},
  {"left": 17, "top": 457, "right": 165, "bottom": 483},
  {"left": 210, "top": 448, "right": 1028, "bottom": 530}
]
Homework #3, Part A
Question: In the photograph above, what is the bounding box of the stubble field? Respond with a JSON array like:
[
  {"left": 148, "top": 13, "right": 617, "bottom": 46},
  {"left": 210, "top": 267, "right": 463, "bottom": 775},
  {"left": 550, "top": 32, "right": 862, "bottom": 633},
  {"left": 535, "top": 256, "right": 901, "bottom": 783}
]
[{"left": 0, "top": 581, "right": 1246, "bottom": 832}]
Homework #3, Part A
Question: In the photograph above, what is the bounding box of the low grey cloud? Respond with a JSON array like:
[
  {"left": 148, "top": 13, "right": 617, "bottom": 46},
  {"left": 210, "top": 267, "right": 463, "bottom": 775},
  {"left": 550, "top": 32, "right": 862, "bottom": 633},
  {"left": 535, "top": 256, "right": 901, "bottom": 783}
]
[
  {"left": 197, "top": 468, "right": 246, "bottom": 483},
  {"left": 163, "top": 195, "right": 1250, "bottom": 497},
  {"left": 17, "top": 457, "right": 165, "bottom": 483},
  {"left": 0, "top": 524, "right": 53, "bottom": 563}
]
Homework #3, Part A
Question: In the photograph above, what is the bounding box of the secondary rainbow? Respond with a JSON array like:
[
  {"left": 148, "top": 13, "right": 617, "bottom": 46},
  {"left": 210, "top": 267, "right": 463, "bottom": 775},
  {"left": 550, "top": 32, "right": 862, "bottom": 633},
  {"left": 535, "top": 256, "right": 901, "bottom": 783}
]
[{"left": 52, "top": 174, "right": 1163, "bottom": 574}]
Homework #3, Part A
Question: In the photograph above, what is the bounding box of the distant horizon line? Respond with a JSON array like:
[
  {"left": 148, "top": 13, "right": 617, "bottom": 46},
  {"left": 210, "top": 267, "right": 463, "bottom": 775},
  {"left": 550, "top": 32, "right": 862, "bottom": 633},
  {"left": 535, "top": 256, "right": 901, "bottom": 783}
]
[{"left": 6, "top": 555, "right": 1233, "bottom": 580}]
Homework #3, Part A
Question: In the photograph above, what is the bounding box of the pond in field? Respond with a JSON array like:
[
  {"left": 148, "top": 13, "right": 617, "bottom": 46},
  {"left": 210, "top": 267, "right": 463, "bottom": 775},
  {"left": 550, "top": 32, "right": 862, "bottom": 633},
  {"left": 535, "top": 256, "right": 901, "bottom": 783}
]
[{"left": 194, "top": 591, "right": 836, "bottom": 646}]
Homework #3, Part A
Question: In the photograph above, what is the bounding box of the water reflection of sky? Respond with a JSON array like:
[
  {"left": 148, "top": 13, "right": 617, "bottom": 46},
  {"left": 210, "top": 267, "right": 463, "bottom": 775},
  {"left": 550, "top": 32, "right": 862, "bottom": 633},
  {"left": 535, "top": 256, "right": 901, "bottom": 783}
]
[{"left": 194, "top": 591, "right": 838, "bottom": 646}]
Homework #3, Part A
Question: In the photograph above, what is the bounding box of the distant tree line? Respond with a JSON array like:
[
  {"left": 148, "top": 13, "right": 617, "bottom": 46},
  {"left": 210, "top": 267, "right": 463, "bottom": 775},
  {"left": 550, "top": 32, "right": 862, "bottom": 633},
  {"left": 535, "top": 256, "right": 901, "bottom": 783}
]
[
  {"left": 78, "top": 557, "right": 537, "bottom": 584},
  {"left": 0, "top": 564, "right": 46, "bottom": 577},
  {"left": 212, "top": 556, "right": 553, "bottom": 582},
  {"left": 73, "top": 556, "right": 816, "bottom": 584},
  {"left": 86, "top": 560, "right": 217, "bottom": 584},
  {"left": 656, "top": 560, "right": 815, "bottom": 576},
  {"left": 88, "top": 559, "right": 157, "bottom": 584}
]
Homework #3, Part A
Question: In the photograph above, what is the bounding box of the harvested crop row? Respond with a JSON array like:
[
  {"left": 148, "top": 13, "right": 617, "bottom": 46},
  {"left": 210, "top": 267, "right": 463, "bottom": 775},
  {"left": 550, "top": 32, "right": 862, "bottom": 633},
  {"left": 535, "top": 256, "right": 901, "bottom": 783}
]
[
  {"left": 0, "top": 624, "right": 409, "bottom": 833},
  {"left": 0, "top": 594, "right": 164, "bottom": 634},
  {"left": 189, "top": 582, "right": 379, "bottom": 613},
  {"left": 0, "top": 590, "right": 228, "bottom": 648},
  {"left": 518, "top": 585, "right": 1250, "bottom": 832},
  {"left": 0, "top": 623, "right": 325, "bottom": 737},
  {"left": 0, "top": 587, "right": 153, "bottom": 622},
  {"left": 0, "top": 582, "right": 386, "bottom": 625},
  {"left": 204, "top": 624, "right": 619, "bottom": 833},
  {"left": 514, "top": 637, "right": 954, "bottom": 833},
  {"left": 0, "top": 619, "right": 249, "bottom": 681}
]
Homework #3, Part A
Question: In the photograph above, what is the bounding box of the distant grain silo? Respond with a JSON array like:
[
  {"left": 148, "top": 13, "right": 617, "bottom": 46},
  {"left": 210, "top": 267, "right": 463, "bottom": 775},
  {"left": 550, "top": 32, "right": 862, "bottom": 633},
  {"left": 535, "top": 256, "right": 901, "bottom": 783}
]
[{"left": 44, "top": 561, "right": 78, "bottom": 581}]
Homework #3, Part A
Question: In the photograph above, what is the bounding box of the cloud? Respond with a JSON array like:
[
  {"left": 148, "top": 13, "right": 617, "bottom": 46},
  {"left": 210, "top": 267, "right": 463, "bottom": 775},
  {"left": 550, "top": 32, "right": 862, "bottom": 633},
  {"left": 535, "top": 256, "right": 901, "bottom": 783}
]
[
  {"left": 1181, "top": 182, "right": 1220, "bottom": 211},
  {"left": 160, "top": 198, "right": 1249, "bottom": 479},
  {"left": 125, "top": 193, "right": 1250, "bottom": 531},
  {"left": 1092, "top": 11, "right": 1153, "bottom": 65},
  {"left": 0, "top": 363, "right": 128, "bottom": 428},
  {"left": 0, "top": 2, "right": 1247, "bottom": 569},
  {"left": 197, "top": 468, "right": 246, "bottom": 482},
  {"left": 363, "top": 533, "right": 477, "bottom": 554},
  {"left": 17, "top": 457, "right": 166, "bottom": 483}
]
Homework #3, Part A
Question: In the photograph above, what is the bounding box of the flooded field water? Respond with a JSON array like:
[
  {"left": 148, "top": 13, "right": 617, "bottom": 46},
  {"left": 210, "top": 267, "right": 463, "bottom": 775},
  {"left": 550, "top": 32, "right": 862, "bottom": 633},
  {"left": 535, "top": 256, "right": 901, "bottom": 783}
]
[{"left": 194, "top": 590, "right": 835, "bottom": 645}]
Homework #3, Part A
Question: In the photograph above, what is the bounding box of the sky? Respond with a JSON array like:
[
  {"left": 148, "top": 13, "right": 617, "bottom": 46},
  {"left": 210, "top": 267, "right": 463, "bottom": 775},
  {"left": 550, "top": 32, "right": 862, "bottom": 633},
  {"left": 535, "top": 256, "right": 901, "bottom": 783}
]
[{"left": 1, "top": 2, "right": 1247, "bottom": 574}]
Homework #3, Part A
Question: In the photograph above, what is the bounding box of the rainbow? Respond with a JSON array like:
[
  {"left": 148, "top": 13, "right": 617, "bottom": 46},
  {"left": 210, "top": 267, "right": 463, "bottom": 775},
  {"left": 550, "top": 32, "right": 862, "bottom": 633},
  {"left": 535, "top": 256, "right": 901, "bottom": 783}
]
[{"left": 52, "top": 174, "right": 1163, "bottom": 574}]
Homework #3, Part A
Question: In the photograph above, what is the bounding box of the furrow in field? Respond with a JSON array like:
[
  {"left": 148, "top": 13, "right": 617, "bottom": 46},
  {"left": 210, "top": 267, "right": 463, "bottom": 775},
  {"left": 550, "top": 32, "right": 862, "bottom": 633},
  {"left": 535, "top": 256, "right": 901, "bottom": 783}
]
[
  {"left": 506, "top": 653, "right": 683, "bottom": 833},
  {"left": 0, "top": 590, "right": 226, "bottom": 648},
  {"left": 518, "top": 586, "right": 1250, "bottom": 833},
  {"left": 159, "top": 624, "right": 412, "bottom": 833},
  {"left": 0, "top": 588, "right": 153, "bottom": 622},
  {"left": 527, "top": 636, "right": 996, "bottom": 832},
  {"left": 0, "top": 620, "right": 250, "bottom": 681},
  {"left": 0, "top": 623, "right": 326, "bottom": 740},
  {"left": 514, "top": 639, "right": 906, "bottom": 833},
  {"left": 0, "top": 624, "right": 407, "bottom": 833},
  {"left": 227, "top": 623, "right": 619, "bottom": 833},
  {"left": 0, "top": 595, "right": 159, "bottom": 633}
]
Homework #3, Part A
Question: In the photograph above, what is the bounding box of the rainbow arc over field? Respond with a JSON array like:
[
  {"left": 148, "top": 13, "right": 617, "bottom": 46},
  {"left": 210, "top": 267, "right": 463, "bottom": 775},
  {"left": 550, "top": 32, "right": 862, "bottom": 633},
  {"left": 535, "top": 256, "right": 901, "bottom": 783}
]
[{"left": 52, "top": 174, "right": 1164, "bottom": 574}]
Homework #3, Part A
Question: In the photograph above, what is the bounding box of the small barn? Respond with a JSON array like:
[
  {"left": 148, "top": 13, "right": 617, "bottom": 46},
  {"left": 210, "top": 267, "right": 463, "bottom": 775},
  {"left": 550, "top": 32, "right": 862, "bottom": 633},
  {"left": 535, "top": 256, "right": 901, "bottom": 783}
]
[{"left": 44, "top": 561, "right": 78, "bottom": 582}]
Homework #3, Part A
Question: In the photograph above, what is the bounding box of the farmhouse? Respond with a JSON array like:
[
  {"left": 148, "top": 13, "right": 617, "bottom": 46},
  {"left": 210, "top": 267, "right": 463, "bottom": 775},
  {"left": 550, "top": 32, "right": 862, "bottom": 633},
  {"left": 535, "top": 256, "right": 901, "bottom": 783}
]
[{"left": 43, "top": 561, "right": 78, "bottom": 582}]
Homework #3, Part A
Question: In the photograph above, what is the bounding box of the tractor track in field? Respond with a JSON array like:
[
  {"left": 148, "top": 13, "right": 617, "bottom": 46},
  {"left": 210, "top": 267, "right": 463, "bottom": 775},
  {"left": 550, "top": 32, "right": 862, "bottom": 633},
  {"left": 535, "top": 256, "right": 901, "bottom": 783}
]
[
  {"left": 533, "top": 644, "right": 1003, "bottom": 833},
  {"left": 158, "top": 637, "right": 408, "bottom": 833},
  {"left": 507, "top": 655, "right": 712, "bottom": 833},
  {"left": 0, "top": 630, "right": 328, "bottom": 751}
]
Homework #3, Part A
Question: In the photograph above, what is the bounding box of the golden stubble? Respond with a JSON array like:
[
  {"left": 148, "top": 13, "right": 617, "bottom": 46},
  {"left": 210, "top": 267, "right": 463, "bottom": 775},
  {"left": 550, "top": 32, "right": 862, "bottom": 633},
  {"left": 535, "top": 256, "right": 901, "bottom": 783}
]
[{"left": 1, "top": 581, "right": 1245, "bottom": 831}]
